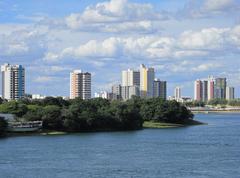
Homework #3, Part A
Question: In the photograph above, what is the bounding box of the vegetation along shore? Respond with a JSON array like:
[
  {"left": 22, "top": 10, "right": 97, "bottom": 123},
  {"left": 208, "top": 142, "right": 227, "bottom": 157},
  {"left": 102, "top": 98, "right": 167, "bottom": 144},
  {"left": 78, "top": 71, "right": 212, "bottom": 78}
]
[{"left": 0, "top": 96, "right": 203, "bottom": 137}]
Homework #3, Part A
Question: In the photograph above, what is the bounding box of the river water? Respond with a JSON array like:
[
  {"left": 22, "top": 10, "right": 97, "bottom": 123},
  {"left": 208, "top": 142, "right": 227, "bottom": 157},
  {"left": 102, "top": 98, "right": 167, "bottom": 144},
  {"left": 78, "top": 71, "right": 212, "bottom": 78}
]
[{"left": 0, "top": 113, "right": 240, "bottom": 178}]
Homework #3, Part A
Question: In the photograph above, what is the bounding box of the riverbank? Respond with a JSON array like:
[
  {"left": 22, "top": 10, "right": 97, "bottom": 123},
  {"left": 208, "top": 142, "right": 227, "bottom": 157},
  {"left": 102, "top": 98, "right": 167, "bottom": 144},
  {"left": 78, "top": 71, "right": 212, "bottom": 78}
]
[
  {"left": 143, "top": 119, "right": 204, "bottom": 129},
  {"left": 192, "top": 110, "right": 240, "bottom": 114},
  {"left": 143, "top": 121, "right": 183, "bottom": 128},
  {"left": 4, "top": 119, "right": 204, "bottom": 137},
  {"left": 6, "top": 130, "right": 68, "bottom": 137}
]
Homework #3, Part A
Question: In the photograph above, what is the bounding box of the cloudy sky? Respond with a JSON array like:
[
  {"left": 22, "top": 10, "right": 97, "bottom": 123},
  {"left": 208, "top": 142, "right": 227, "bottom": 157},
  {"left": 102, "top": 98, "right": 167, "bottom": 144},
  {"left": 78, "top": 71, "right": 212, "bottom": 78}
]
[{"left": 0, "top": 0, "right": 240, "bottom": 97}]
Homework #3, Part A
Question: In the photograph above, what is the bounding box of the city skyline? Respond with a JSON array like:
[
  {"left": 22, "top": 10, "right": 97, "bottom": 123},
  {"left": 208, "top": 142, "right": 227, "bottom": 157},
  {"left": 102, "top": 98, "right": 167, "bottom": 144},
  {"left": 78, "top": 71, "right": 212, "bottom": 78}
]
[
  {"left": 0, "top": 62, "right": 239, "bottom": 100},
  {"left": 0, "top": 0, "right": 239, "bottom": 97}
]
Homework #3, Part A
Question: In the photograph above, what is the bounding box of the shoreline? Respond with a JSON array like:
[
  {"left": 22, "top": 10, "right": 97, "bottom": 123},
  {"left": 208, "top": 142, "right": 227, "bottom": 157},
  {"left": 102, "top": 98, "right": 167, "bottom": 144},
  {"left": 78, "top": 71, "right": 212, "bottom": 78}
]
[
  {"left": 137, "top": 119, "right": 205, "bottom": 129},
  {"left": 4, "top": 119, "right": 205, "bottom": 137},
  {"left": 192, "top": 110, "right": 240, "bottom": 114}
]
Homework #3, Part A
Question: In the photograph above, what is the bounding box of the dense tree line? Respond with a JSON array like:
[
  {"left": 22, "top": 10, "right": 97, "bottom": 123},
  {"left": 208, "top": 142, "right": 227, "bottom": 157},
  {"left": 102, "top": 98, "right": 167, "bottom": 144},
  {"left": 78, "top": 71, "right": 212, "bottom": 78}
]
[
  {"left": 0, "top": 96, "right": 194, "bottom": 132},
  {"left": 228, "top": 99, "right": 240, "bottom": 106},
  {"left": 184, "top": 101, "right": 205, "bottom": 107},
  {"left": 185, "top": 99, "right": 240, "bottom": 107},
  {"left": 207, "top": 99, "right": 240, "bottom": 106}
]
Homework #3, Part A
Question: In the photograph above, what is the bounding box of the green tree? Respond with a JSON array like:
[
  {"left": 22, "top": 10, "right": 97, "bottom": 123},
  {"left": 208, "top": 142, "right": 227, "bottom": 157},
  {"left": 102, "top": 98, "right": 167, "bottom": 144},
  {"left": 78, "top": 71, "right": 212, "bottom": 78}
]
[
  {"left": 0, "top": 101, "right": 28, "bottom": 117},
  {"left": 208, "top": 99, "right": 227, "bottom": 106},
  {"left": 42, "top": 105, "right": 63, "bottom": 130},
  {"left": 23, "top": 105, "right": 44, "bottom": 121},
  {"left": 42, "top": 97, "right": 70, "bottom": 107}
]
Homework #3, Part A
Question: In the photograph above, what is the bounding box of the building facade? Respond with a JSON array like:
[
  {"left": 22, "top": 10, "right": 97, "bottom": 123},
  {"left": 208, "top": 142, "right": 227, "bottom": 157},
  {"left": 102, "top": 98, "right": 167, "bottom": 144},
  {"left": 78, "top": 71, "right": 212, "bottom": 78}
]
[
  {"left": 194, "top": 80, "right": 202, "bottom": 101},
  {"left": 1, "top": 63, "right": 25, "bottom": 100},
  {"left": 70, "top": 70, "right": 91, "bottom": 100},
  {"left": 153, "top": 79, "right": 167, "bottom": 100},
  {"left": 121, "top": 86, "right": 130, "bottom": 101},
  {"left": 174, "top": 86, "right": 181, "bottom": 100},
  {"left": 194, "top": 79, "right": 209, "bottom": 102},
  {"left": 202, "top": 80, "right": 208, "bottom": 102},
  {"left": 226, "top": 87, "right": 234, "bottom": 100},
  {"left": 112, "top": 84, "right": 122, "bottom": 100},
  {"left": 121, "top": 68, "right": 140, "bottom": 100},
  {"left": 208, "top": 77, "right": 215, "bottom": 100},
  {"left": 140, "top": 64, "right": 155, "bottom": 98},
  {"left": 122, "top": 69, "right": 140, "bottom": 87},
  {"left": 214, "top": 78, "right": 227, "bottom": 99},
  {"left": 129, "top": 85, "right": 140, "bottom": 99}
]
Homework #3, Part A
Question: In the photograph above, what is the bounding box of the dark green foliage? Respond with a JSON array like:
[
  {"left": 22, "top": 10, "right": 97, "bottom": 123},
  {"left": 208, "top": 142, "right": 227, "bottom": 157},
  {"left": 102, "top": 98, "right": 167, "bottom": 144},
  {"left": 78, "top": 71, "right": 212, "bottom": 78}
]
[
  {"left": 228, "top": 99, "right": 240, "bottom": 106},
  {"left": 41, "top": 105, "right": 63, "bottom": 130},
  {"left": 0, "top": 117, "right": 8, "bottom": 136},
  {"left": 207, "top": 99, "right": 228, "bottom": 105},
  {"left": 0, "top": 97, "right": 194, "bottom": 132},
  {"left": 0, "top": 101, "right": 28, "bottom": 117},
  {"left": 207, "top": 99, "right": 240, "bottom": 106},
  {"left": 62, "top": 98, "right": 142, "bottom": 131},
  {"left": 139, "top": 98, "right": 193, "bottom": 124},
  {"left": 185, "top": 101, "right": 205, "bottom": 107},
  {"left": 23, "top": 105, "right": 43, "bottom": 121},
  {"left": 42, "top": 97, "right": 70, "bottom": 107}
]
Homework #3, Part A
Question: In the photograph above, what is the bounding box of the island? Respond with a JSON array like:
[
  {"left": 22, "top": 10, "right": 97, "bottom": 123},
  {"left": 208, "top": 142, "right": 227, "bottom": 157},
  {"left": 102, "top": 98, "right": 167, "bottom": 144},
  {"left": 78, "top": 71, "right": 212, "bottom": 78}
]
[{"left": 0, "top": 96, "right": 202, "bottom": 137}]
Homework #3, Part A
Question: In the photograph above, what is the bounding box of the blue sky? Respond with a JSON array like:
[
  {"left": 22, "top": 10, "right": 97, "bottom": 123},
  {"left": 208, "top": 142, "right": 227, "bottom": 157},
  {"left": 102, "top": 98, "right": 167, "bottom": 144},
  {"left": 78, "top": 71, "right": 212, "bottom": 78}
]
[{"left": 0, "top": 0, "right": 240, "bottom": 97}]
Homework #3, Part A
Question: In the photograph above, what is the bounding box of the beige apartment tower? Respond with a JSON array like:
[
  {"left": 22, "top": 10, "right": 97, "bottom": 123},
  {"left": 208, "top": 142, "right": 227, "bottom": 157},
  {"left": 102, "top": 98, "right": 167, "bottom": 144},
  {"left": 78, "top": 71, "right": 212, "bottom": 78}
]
[
  {"left": 140, "top": 64, "right": 155, "bottom": 98},
  {"left": 122, "top": 69, "right": 140, "bottom": 87},
  {"left": 70, "top": 70, "right": 91, "bottom": 100}
]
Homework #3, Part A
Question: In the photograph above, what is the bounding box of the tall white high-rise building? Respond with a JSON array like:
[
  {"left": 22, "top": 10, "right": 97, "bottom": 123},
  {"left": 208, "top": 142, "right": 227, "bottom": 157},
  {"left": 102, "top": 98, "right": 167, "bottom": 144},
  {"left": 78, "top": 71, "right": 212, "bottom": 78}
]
[
  {"left": 70, "top": 70, "right": 91, "bottom": 100},
  {"left": 121, "top": 68, "right": 140, "bottom": 100},
  {"left": 175, "top": 86, "right": 181, "bottom": 100},
  {"left": 226, "top": 87, "right": 234, "bottom": 100},
  {"left": 122, "top": 69, "right": 140, "bottom": 87},
  {"left": 1, "top": 63, "right": 25, "bottom": 100},
  {"left": 140, "top": 64, "right": 155, "bottom": 98}
]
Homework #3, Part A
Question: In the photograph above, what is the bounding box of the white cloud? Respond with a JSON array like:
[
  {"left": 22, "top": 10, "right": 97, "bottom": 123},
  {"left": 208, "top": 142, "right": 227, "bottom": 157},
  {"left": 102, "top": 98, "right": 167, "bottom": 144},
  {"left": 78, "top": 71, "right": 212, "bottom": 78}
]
[
  {"left": 43, "top": 52, "right": 59, "bottom": 61},
  {"left": 180, "top": 0, "right": 240, "bottom": 18},
  {"left": 174, "top": 50, "right": 209, "bottom": 58},
  {"left": 192, "top": 63, "right": 221, "bottom": 72},
  {"left": 0, "top": 27, "right": 48, "bottom": 60},
  {"left": 43, "top": 25, "right": 240, "bottom": 63},
  {"left": 179, "top": 28, "right": 229, "bottom": 49},
  {"left": 203, "top": 0, "right": 235, "bottom": 11},
  {"left": 64, "top": 0, "right": 168, "bottom": 33},
  {"left": 35, "top": 76, "right": 54, "bottom": 83},
  {"left": 228, "top": 25, "right": 240, "bottom": 47}
]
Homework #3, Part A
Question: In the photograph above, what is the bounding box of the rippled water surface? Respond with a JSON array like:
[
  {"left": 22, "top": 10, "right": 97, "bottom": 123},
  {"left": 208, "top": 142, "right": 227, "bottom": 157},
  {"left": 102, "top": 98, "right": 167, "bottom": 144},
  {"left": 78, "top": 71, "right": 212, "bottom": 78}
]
[{"left": 0, "top": 113, "right": 240, "bottom": 178}]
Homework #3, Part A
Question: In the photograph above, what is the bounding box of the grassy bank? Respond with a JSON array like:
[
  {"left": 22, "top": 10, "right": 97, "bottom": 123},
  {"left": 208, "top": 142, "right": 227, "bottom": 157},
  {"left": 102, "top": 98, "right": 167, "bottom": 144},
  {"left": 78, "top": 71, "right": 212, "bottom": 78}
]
[
  {"left": 40, "top": 130, "right": 67, "bottom": 135},
  {"left": 143, "top": 119, "right": 205, "bottom": 129},
  {"left": 143, "top": 121, "right": 183, "bottom": 128}
]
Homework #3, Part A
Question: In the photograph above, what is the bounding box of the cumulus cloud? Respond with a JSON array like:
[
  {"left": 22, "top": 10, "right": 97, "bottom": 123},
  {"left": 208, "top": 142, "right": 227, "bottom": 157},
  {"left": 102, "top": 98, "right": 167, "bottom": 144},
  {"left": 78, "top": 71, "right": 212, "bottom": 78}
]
[
  {"left": 179, "top": 28, "right": 229, "bottom": 49},
  {"left": 192, "top": 63, "right": 221, "bottom": 72},
  {"left": 228, "top": 25, "right": 240, "bottom": 47},
  {"left": 64, "top": 0, "right": 168, "bottom": 33},
  {"left": 0, "top": 27, "right": 48, "bottom": 60},
  {"left": 179, "top": 0, "right": 240, "bottom": 18},
  {"left": 44, "top": 25, "right": 240, "bottom": 63}
]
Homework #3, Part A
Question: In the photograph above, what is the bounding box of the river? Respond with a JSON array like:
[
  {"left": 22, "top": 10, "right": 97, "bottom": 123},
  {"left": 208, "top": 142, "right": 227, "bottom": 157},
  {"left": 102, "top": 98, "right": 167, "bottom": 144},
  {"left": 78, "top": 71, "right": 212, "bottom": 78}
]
[{"left": 0, "top": 113, "right": 240, "bottom": 178}]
